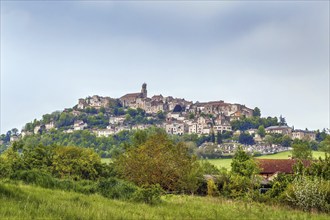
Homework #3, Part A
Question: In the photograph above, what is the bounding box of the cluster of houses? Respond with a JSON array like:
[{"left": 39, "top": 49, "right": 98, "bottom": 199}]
[
  {"left": 15, "top": 84, "right": 316, "bottom": 144},
  {"left": 76, "top": 84, "right": 251, "bottom": 137}
]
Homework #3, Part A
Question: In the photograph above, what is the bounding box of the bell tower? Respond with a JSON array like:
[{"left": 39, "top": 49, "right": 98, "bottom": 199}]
[{"left": 141, "top": 83, "right": 147, "bottom": 98}]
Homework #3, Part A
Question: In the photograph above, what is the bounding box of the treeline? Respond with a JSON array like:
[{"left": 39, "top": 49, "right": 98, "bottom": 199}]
[
  {"left": 9, "top": 128, "right": 225, "bottom": 158},
  {"left": 1, "top": 131, "right": 329, "bottom": 211},
  {"left": 22, "top": 106, "right": 164, "bottom": 134}
]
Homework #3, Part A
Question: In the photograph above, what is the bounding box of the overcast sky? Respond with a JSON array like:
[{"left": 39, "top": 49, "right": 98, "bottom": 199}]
[{"left": 1, "top": 1, "right": 329, "bottom": 134}]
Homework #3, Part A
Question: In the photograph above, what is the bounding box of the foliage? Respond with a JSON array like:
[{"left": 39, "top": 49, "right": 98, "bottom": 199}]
[
  {"left": 267, "top": 173, "right": 294, "bottom": 199},
  {"left": 207, "top": 178, "right": 219, "bottom": 197},
  {"left": 307, "top": 153, "right": 330, "bottom": 180},
  {"left": 231, "top": 147, "right": 259, "bottom": 178},
  {"left": 238, "top": 132, "right": 255, "bottom": 145},
  {"left": 257, "top": 125, "right": 265, "bottom": 138},
  {"left": 52, "top": 146, "right": 102, "bottom": 180},
  {"left": 196, "top": 143, "right": 222, "bottom": 159},
  {"left": 115, "top": 132, "right": 201, "bottom": 192},
  {"left": 286, "top": 177, "right": 329, "bottom": 212},
  {"left": 98, "top": 177, "right": 138, "bottom": 200},
  {"left": 292, "top": 141, "right": 312, "bottom": 160},
  {"left": 132, "top": 184, "right": 164, "bottom": 205},
  {"left": 319, "top": 135, "right": 330, "bottom": 153},
  {"left": 231, "top": 116, "right": 278, "bottom": 131},
  {"left": 253, "top": 107, "right": 261, "bottom": 117}
]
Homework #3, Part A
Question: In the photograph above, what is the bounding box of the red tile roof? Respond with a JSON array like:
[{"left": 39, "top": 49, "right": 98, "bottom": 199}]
[{"left": 256, "top": 159, "right": 311, "bottom": 174}]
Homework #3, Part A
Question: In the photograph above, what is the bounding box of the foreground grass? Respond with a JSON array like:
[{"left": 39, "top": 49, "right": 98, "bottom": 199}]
[
  {"left": 208, "top": 151, "right": 325, "bottom": 170},
  {"left": 1, "top": 183, "right": 328, "bottom": 219}
]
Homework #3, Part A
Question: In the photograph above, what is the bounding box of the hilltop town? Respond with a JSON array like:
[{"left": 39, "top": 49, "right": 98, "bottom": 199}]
[
  {"left": 74, "top": 83, "right": 253, "bottom": 137},
  {"left": 1, "top": 83, "right": 323, "bottom": 157}
]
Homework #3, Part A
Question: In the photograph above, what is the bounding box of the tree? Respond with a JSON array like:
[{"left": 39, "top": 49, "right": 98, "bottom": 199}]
[
  {"left": 316, "top": 129, "right": 327, "bottom": 142},
  {"left": 253, "top": 107, "right": 261, "bottom": 117},
  {"left": 156, "top": 111, "right": 165, "bottom": 120},
  {"left": 189, "top": 113, "right": 195, "bottom": 120},
  {"left": 281, "top": 135, "right": 292, "bottom": 147},
  {"left": 115, "top": 132, "right": 200, "bottom": 192},
  {"left": 264, "top": 135, "right": 274, "bottom": 146},
  {"left": 11, "top": 128, "right": 19, "bottom": 136},
  {"left": 52, "top": 146, "right": 102, "bottom": 180},
  {"left": 217, "top": 132, "right": 223, "bottom": 144},
  {"left": 210, "top": 132, "right": 215, "bottom": 143},
  {"left": 22, "top": 144, "right": 54, "bottom": 171},
  {"left": 319, "top": 135, "right": 330, "bottom": 153},
  {"left": 257, "top": 125, "right": 265, "bottom": 138},
  {"left": 292, "top": 142, "right": 312, "bottom": 160},
  {"left": 231, "top": 146, "right": 259, "bottom": 178},
  {"left": 238, "top": 133, "right": 255, "bottom": 145},
  {"left": 279, "top": 115, "right": 287, "bottom": 126}
]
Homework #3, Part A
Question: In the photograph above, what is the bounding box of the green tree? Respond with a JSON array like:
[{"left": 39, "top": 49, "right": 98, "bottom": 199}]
[
  {"left": 115, "top": 133, "right": 200, "bottom": 192},
  {"left": 319, "top": 135, "right": 330, "bottom": 153},
  {"left": 281, "top": 135, "right": 292, "bottom": 147},
  {"left": 217, "top": 132, "right": 223, "bottom": 144},
  {"left": 279, "top": 115, "right": 287, "bottom": 126},
  {"left": 52, "top": 146, "right": 102, "bottom": 180},
  {"left": 292, "top": 142, "right": 312, "bottom": 160},
  {"left": 257, "top": 125, "right": 265, "bottom": 138},
  {"left": 238, "top": 133, "right": 255, "bottom": 145},
  {"left": 231, "top": 147, "right": 259, "bottom": 178},
  {"left": 156, "top": 111, "right": 165, "bottom": 120},
  {"left": 22, "top": 144, "right": 54, "bottom": 172},
  {"left": 253, "top": 107, "right": 261, "bottom": 117}
]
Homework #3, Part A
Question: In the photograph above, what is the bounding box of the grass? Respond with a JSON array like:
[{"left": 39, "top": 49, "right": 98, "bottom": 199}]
[
  {"left": 1, "top": 182, "right": 328, "bottom": 219},
  {"left": 207, "top": 151, "right": 326, "bottom": 170},
  {"left": 101, "top": 158, "right": 112, "bottom": 164}
]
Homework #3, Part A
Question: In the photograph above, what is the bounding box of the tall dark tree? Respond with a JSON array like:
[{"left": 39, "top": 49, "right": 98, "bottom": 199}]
[
  {"left": 217, "top": 132, "right": 223, "bottom": 144},
  {"left": 238, "top": 133, "right": 255, "bottom": 145},
  {"left": 253, "top": 107, "right": 261, "bottom": 117},
  {"left": 279, "top": 115, "right": 287, "bottom": 126}
]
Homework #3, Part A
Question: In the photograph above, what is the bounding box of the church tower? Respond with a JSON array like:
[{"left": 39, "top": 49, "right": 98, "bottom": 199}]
[{"left": 141, "top": 83, "right": 147, "bottom": 98}]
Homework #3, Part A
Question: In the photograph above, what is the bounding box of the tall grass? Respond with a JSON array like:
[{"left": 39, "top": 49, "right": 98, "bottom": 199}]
[{"left": 0, "top": 183, "right": 328, "bottom": 219}]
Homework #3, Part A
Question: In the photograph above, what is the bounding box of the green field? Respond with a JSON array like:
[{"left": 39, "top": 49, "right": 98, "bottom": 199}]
[
  {"left": 102, "top": 151, "right": 326, "bottom": 170},
  {"left": 101, "top": 158, "right": 112, "bottom": 164},
  {"left": 207, "top": 151, "right": 326, "bottom": 170},
  {"left": 1, "top": 183, "right": 328, "bottom": 219}
]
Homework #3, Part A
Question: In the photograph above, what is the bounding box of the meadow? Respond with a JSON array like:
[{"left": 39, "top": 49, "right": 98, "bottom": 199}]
[
  {"left": 102, "top": 151, "right": 326, "bottom": 170},
  {"left": 1, "top": 182, "right": 328, "bottom": 220},
  {"left": 206, "top": 151, "right": 325, "bottom": 170}
]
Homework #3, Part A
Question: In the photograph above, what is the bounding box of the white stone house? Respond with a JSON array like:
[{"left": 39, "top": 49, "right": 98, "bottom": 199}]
[{"left": 74, "top": 120, "right": 87, "bottom": 130}]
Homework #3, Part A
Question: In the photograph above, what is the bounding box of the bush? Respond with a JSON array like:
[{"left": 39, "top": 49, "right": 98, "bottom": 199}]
[
  {"left": 286, "top": 177, "right": 329, "bottom": 212},
  {"left": 131, "top": 184, "right": 164, "bottom": 205},
  {"left": 10, "top": 170, "right": 56, "bottom": 188},
  {"left": 9, "top": 170, "right": 97, "bottom": 195},
  {"left": 207, "top": 178, "right": 219, "bottom": 197},
  {"left": 98, "top": 177, "right": 138, "bottom": 200}
]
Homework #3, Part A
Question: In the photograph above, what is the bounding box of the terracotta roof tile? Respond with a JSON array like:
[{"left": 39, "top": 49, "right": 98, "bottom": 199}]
[{"left": 256, "top": 159, "right": 311, "bottom": 174}]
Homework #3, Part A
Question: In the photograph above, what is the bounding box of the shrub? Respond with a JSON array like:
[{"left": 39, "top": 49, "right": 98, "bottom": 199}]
[
  {"left": 10, "top": 170, "right": 56, "bottom": 188},
  {"left": 286, "top": 177, "right": 328, "bottom": 212},
  {"left": 98, "top": 177, "right": 138, "bottom": 200},
  {"left": 9, "top": 170, "right": 97, "bottom": 195},
  {"left": 131, "top": 184, "right": 164, "bottom": 205},
  {"left": 207, "top": 178, "right": 219, "bottom": 197}
]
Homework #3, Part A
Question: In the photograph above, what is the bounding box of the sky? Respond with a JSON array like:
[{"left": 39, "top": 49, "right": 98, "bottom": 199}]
[{"left": 0, "top": 1, "right": 329, "bottom": 134}]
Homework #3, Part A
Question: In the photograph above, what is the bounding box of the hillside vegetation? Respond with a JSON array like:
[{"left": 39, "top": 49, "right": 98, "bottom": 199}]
[{"left": 1, "top": 183, "right": 328, "bottom": 220}]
